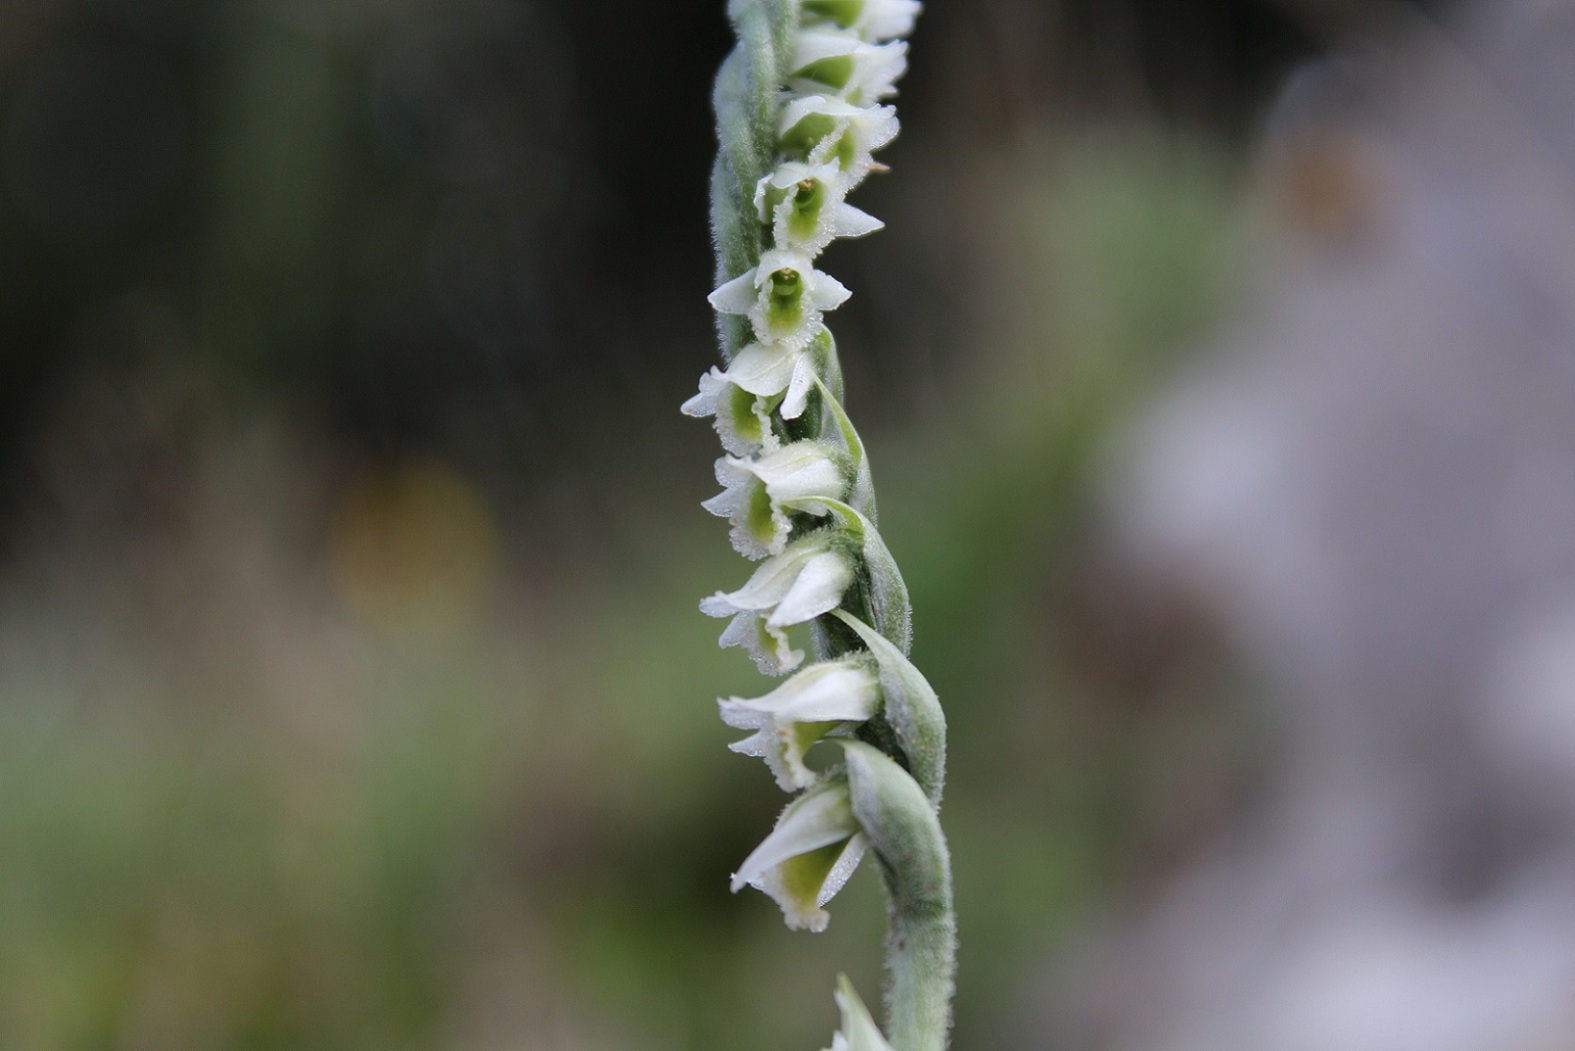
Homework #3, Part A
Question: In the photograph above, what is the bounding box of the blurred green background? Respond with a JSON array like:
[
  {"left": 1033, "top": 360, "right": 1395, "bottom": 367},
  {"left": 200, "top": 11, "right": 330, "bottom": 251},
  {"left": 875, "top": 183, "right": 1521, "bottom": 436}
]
[{"left": 0, "top": 0, "right": 1371, "bottom": 1047}]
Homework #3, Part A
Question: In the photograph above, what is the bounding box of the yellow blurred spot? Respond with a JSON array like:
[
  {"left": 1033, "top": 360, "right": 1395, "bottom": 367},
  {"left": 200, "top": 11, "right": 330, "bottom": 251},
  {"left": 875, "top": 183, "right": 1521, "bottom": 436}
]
[{"left": 329, "top": 458, "right": 499, "bottom": 637}]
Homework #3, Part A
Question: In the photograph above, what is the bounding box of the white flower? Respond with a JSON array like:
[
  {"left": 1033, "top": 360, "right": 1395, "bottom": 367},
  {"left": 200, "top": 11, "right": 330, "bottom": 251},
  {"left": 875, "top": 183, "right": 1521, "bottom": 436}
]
[
  {"left": 680, "top": 367, "right": 779, "bottom": 457},
  {"left": 755, "top": 161, "right": 884, "bottom": 255},
  {"left": 789, "top": 30, "right": 908, "bottom": 106},
  {"left": 824, "top": 976, "right": 898, "bottom": 1051},
  {"left": 704, "top": 441, "right": 847, "bottom": 560},
  {"left": 719, "top": 657, "right": 881, "bottom": 790},
  {"left": 721, "top": 341, "right": 819, "bottom": 420},
  {"left": 731, "top": 777, "right": 867, "bottom": 931},
  {"left": 779, "top": 96, "right": 900, "bottom": 188},
  {"left": 802, "top": 0, "right": 921, "bottom": 42},
  {"left": 700, "top": 533, "right": 854, "bottom": 674},
  {"left": 708, "top": 249, "right": 851, "bottom": 349}
]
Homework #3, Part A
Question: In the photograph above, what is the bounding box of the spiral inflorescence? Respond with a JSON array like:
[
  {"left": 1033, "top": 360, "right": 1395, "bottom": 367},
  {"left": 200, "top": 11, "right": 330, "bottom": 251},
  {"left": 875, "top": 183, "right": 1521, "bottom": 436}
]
[{"left": 684, "top": 3, "right": 955, "bottom": 1049}]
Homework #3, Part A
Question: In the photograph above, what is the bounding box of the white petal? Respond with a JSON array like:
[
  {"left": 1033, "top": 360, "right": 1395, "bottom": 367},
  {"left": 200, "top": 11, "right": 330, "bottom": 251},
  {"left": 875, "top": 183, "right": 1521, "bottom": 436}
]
[
  {"left": 768, "top": 550, "right": 854, "bottom": 628},
  {"left": 781, "top": 355, "right": 817, "bottom": 421},
  {"left": 828, "top": 201, "right": 884, "bottom": 239},
  {"left": 848, "top": 40, "right": 907, "bottom": 103},
  {"left": 719, "top": 658, "right": 880, "bottom": 727},
  {"left": 758, "top": 248, "right": 815, "bottom": 274},
  {"left": 680, "top": 368, "right": 723, "bottom": 417},
  {"left": 726, "top": 343, "right": 801, "bottom": 397},
  {"left": 753, "top": 442, "right": 843, "bottom": 501},
  {"left": 860, "top": 0, "right": 921, "bottom": 41},
  {"left": 793, "top": 28, "right": 862, "bottom": 72},
  {"left": 780, "top": 94, "right": 853, "bottom": 138},
  {"left": 817, "top": 832, "right": 868, "bottom": 906},
  {"left": 731, "top": 779, "right": 857, "bottom": 891},
  {"left": 709, "top": 269, "right": 760, "bottom": 314},
  {"left": 718, "top": 660, "right": 881, "bottom": 788},
  {"left": 825, "top": 976, "right": 898, "bottom": 1051},
  {"left": 808, "top": 271, "right": 853, "bottom": 311}
]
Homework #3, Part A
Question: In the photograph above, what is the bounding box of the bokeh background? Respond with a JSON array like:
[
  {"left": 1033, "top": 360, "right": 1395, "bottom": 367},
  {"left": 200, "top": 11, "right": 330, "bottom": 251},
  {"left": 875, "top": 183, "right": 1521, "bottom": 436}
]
[{"left": 8, "top": 0, "right": 1575, "bottom": 1048}]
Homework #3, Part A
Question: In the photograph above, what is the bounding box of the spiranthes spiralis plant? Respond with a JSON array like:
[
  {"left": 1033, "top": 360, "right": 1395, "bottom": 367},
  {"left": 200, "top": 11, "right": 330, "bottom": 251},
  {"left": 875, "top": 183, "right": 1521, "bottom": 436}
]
[{"left": 682, "top": 2, "right": 955, "bottom": 1050}]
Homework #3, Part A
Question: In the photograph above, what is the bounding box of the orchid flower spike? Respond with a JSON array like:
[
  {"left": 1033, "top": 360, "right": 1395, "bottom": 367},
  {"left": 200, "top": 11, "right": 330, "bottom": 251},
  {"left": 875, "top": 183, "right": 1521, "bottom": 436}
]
[
  {"left": 719, "top": 656, "right": 882, "bottom": 790},
  {"left": 704, "top": 440, "right": 848, "bottom": 560},
  {"left": 699, "top": 532, "right": 855, "bottom": 674},
  {"left": 708, "top": 249, "right": 852, "bottom": 350},
  {"left": 695, "top": 2, "right": 954, "bottom": 1047},
  {"left": 731, "top": 775, "right": 867, "bottom": 932},
  {"left": 756, "top": 161, "right": 884, "bottom": 256}
]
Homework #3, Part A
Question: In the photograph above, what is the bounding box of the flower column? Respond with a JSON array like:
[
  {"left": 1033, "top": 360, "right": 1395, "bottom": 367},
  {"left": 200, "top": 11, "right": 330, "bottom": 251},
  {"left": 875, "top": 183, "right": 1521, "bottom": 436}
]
[{"left": 683, "top": 3, "right": 955, "bottom": 1051}]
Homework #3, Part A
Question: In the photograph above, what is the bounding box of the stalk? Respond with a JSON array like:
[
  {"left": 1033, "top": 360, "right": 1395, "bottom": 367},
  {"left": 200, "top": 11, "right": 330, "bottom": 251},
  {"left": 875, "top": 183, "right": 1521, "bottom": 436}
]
[{"left": 684, "top": 2, "right": 954, "bottom": 1048}]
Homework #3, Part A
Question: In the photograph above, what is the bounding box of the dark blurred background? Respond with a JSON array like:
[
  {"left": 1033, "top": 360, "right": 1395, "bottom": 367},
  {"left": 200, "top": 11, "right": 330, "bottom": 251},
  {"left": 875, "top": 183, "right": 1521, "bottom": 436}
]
[{"left": 11, "top": 0, "right": 1575, "bottom": 1049}]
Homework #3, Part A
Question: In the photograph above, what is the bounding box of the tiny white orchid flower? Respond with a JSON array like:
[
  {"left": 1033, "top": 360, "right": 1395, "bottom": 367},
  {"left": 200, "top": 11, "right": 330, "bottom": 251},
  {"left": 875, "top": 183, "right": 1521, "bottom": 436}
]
[
  {"left": 719, "top": 657, "right": 881, "bottom": 790},
  {"left": 732, "top": 776, "right": 867, "bottom": 932},
  {"left": 722, "top": 341, "right": 819, "bottom": 420},
  {"left": 700, "top": 532, "right": 855, "bottom": 674},
  {"left": 802, "top": 0, "right": 922, "bottom": 42},
  {"left": 755, "top": 161, "right": 884, "bottom": 256},
  {"left": 680, "top": 367, "right": 779, "bottom": 457},
  {"left": 789, "top": 30, "right": 908, "bottom": 106},
  {"left": 779, "top": 96, "right": 900, "bottom": 188},
  {"left": 704, "top": 440, "right": 847, "bottom": 560},
  {"left": 708, "top": 249, "right": 851, "bottom": 349},
  {"left": 825, "top": 976, "right": 899, "bottom": 1051}
]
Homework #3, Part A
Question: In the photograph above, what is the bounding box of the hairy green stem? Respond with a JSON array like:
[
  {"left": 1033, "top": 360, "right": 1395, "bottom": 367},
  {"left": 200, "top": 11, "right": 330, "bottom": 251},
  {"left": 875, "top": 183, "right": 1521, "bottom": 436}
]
[{"left": 843, "top": 741, "right": 955, "bottom": 1051}]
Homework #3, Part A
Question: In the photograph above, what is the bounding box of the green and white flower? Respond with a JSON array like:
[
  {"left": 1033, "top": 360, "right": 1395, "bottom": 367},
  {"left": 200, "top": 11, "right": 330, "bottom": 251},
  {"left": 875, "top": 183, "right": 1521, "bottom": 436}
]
[
  {"left": 722, "top": 340, "right": 820, "bottom": 419},
  {"left": 731, "top": 776, "right": 867, "bottom": 932},
  {"left": 825, "top": 976, "right": 898, "bottom": 1051},
  {"left": 789, "top": 29, "right": 909, "bottom": 105},
  {"left": 700, "top": 532, "right": 855, "bottom": 674},
  {"left": 779, "top": 95, "right": 900, "bottom": 187},
  {"left": 719, "top": 656, "right": 881, "bottom": 790},
  {"left": 756, "top": 161, "right": 884, "bottom": 255},
  {"left": 709, "top": 249, "right": 852, "bottom": 349},
  {"left": 704, "top": 440, "right": 847, "bottom": 559},
  {"left": 681, "top": 366, "right": 779, "bottom": 456}
]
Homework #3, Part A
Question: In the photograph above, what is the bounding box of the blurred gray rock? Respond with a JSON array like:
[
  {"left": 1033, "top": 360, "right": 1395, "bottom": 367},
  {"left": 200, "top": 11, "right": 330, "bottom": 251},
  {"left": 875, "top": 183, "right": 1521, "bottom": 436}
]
[{"left": 1036, "top": 2, "right": 1575, "bottom": 1049}]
